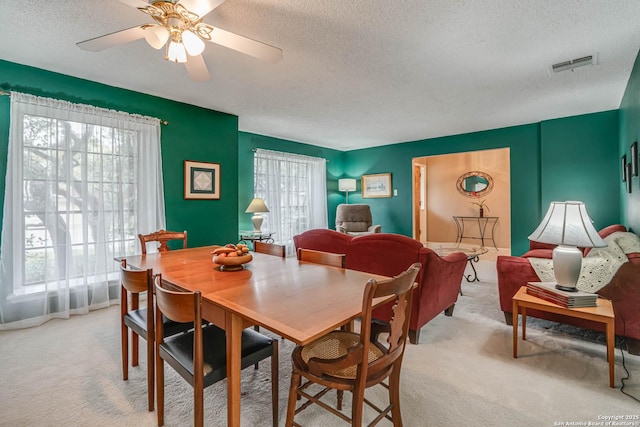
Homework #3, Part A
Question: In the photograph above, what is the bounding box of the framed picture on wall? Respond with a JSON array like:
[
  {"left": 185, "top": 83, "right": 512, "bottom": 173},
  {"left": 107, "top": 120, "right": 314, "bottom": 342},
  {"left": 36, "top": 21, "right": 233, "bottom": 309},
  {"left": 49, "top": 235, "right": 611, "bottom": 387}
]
[
  {"left": 362, "top": 173, "right": 392, "bottom": 198},
  {"left": 622, "top": 155, "right": 627, "bottom": 182},
  {"left": 632, "top": 141, "right": 638, "bottom": 177},
  {"left": 627, "top": 163, "right": 633, "bottom": 194},
  {"left": 184, "top": 160, "right": 220, "bottom": 200}
]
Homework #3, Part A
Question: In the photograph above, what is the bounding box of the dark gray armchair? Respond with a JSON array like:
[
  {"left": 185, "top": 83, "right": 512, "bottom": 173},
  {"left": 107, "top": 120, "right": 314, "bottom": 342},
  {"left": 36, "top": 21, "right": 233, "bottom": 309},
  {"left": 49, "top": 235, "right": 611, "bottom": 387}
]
[{"left": 335, "top": 204, "right": 381, "bottom": 235}]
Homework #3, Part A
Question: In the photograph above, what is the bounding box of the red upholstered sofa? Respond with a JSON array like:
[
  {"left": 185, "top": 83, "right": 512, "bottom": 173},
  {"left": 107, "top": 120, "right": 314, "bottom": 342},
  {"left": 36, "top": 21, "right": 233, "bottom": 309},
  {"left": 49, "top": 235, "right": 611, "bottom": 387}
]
[
  {"left": 497, "top": 224, "right": 640, "bottom": 355},
  {"left": 293, "top": 229, "right": 468, "bottom": 344}
]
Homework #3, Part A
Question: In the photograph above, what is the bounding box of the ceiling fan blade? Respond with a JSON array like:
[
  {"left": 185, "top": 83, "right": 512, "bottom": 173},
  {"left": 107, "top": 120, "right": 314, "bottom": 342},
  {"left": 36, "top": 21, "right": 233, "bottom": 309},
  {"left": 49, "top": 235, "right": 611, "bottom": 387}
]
[
  {"left": 208, "top": 28, "right": 283, "bottom": 63},
  {"left": 77, "top": 26, "right": 146, "bottom": 52},
  {"left": 179, "top": 0, "right": 226, "bottom": 18},
  {"left": 115, "top": 0, "right": 151, "bottom": 8},
  {"left": 185, "top": 55, "right": 211, "bottom": 81}
]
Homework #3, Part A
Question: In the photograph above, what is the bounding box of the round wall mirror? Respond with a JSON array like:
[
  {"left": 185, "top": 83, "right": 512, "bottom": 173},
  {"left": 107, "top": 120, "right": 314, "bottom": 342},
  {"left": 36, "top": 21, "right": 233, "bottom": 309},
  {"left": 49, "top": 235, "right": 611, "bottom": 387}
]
[{"left": 456, "top": 171, "right": 494, "bottom": 197}]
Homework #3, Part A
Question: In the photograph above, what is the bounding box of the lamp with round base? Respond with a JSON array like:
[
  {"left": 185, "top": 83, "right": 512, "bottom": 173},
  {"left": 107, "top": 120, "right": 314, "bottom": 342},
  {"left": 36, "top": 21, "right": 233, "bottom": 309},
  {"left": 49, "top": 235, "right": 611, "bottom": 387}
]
[
  {"left": 245, "top": 198, "right": 269, "bottom": 232},
  {"left": 528, "top": 201, "right": 606, "bottom": 292}
]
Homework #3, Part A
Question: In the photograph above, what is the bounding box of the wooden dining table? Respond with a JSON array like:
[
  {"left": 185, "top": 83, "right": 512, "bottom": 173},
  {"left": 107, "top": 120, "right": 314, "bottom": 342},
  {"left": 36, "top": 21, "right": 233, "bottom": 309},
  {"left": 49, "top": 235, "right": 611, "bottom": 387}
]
[{"left": 119, "top": 245, "right": 390, "bottom": 426}]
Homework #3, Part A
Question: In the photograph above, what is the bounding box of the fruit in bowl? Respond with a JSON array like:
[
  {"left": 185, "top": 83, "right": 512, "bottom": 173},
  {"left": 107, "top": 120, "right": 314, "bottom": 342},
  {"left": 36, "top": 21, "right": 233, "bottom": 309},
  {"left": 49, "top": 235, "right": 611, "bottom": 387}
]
[{"left": 212, "top": 244, "right": 252, "bottom": 271}]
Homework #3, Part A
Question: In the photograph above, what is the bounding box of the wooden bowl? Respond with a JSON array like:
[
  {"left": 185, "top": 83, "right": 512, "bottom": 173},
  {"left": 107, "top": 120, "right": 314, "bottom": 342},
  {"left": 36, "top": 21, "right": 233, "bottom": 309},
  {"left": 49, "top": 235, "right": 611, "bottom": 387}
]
[{"left": 212, "top": 253, "right": 253, "bottom": 271}]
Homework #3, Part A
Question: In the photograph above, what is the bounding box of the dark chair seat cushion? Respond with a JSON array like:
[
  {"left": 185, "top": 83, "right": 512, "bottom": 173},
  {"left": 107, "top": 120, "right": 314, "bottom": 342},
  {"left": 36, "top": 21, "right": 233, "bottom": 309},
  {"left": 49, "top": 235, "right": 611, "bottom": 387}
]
[
  {"left": 159, "top": 325, "right": 275, "bottom": 387},
  {"left": 124, "top": 308, "right": 193, "bottom": 338}
]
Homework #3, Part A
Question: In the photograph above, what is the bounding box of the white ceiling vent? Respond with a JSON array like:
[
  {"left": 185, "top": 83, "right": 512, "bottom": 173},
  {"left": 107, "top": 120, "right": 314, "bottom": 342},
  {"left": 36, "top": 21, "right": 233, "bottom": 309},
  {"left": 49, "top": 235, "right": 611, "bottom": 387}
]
[{"left": 551, "top": 55, "right": 596, "bottom": 73}]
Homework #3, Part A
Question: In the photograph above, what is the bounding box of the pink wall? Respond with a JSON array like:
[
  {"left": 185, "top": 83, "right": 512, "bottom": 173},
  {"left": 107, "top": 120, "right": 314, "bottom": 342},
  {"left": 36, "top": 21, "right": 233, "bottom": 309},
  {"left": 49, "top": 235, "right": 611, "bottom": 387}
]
[{"left": 414, "top": 148, "right": 511, "bottom": 248}]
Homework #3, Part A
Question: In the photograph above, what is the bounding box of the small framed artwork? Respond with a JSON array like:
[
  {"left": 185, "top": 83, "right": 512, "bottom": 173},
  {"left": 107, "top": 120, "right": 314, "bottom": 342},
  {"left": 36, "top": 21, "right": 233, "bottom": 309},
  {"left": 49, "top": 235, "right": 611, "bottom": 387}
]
[
  {"left": 362, "top": 173, "right": 392, "bottom": 198},
  {"left": 632, "top": 141, "right": 638, "bottom": 176},
  {"left": 622, "top": 155, "right": 627, "bottom": 182},
  {"left": 627, "top": 163, "right": 633, "bottom": 194},
  {"left": 184, "top": 160, "right": 220, "bottom": 200}
]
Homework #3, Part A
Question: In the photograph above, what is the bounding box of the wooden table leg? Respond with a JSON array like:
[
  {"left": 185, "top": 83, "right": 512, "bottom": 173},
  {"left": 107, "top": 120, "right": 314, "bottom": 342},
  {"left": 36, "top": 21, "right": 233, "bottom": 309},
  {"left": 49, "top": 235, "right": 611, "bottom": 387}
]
[
  {"left": 606, "top": 318, "right": 615, "bottom": 388},
  {"left": 512, "top": 300, "right": 518, "bottom": 358},
  {"left": 226, "top": 312, "right": 243, "bottom": 425},
  {"left": 522, "top": 307, "right": 527, "bottom": 341}
]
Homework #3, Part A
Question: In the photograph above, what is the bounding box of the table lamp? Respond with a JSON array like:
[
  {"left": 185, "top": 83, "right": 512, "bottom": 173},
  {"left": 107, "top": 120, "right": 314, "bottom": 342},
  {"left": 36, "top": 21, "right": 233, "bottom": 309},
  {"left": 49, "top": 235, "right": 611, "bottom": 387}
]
[
  {"left": 246, "top": 198, "right": 269, "bottom": 232},
  {"left": 338, "top": 178, "right": 356, "bottom": 204},
  {"left": 528, "top": 201, "right": 606, "bottom": 292}
]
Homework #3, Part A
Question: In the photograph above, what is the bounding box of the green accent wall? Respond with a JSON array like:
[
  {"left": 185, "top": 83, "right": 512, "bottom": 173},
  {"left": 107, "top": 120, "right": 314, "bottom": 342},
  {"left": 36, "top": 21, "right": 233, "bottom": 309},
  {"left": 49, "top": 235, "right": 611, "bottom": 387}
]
[
  {"left": 619, "top": 48, "right": 640, "bottom": 234},
  {"left": 0, "top": 59, "right": 239, "bottom": 250},
  {"left": 238, "top": 132, "right": 344, "bottom": 231},
  {"left": 343, "top": 124, "right": 541, "bottom": 255},
  {"left": 0, "top": 59, "right": 626, "bottom": 258},
  {"left": 343, "top": 112, "right": 620, "bottom": 256},
  {"left": 540, "top": 111, "right": 620, "bottom": 229}
]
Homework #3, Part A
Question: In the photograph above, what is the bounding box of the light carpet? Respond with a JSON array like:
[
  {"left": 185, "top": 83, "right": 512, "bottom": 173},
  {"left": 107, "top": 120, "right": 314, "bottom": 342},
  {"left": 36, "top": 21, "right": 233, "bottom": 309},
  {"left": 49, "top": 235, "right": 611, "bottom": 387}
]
[{"left": 0, "top": 261, "right": 638, "bottom": 426}]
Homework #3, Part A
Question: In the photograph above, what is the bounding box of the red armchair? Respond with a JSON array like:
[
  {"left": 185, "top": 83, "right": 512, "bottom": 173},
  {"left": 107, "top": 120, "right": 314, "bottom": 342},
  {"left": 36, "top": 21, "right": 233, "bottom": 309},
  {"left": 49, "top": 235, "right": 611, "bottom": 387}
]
[
  {"left": 293, "top": 230, "right": 468, "bottom": 344},
  {"left": 497, "top": 224, "right": 640, "bottom": 355}
]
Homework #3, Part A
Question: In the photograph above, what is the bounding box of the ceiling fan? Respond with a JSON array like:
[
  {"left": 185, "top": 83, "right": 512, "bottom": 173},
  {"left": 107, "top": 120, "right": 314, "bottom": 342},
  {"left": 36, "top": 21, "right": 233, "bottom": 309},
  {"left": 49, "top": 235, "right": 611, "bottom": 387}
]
[{"left": 76, "top": 0, "right": 283, "bottom": 81}]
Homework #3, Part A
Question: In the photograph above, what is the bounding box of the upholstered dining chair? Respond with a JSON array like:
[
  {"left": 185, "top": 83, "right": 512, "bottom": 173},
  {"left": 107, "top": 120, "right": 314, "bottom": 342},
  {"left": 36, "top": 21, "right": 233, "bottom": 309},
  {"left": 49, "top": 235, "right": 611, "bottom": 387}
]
[
  {"left": 138, "top": 229, "right": 187, "bottom": 254},
  {"left": 285, "top": 262, "right": 421, "bottom": 427},
  {"left": 297, "top": 248, "right": 346, "bottom": 268},
  {"left": 254, "top": 241, "right": 286, "bottom": 257},
  {"left": 154, "top": 275, "right": 279, "bottom": 427},
  {"left": 119, "top": 261, "right": 192, "bottom": 411}
]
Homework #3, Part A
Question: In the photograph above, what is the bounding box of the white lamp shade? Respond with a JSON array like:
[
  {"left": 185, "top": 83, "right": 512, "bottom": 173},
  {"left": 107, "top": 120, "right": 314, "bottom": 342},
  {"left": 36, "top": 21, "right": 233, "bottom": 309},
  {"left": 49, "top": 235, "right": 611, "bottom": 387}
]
[
  {"left": 143, "top": 25, "right": 170, "bottom": 49},
  {"left": 182, "top": 30, "right": 205, "bottom": 56},
  {"left": 528, "top": 201, "right": 606, "bottom": 248},
  {"left": 338, "top": 178, "right": 356, "bottom": 192},
  {"left": 167, "top": 40, "right": 187, "bottom": 63},
  {"left": 246, "top": 198, "right": 269, "bottom": 213}
]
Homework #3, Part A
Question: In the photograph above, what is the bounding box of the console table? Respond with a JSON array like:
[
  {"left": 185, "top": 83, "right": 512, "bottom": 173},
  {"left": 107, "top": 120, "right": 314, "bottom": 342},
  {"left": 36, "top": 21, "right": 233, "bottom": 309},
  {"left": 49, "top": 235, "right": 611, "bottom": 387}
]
[
  {"left": 453, "top": 216, "right": 498, "bottom": 249},
  {"left": 238, "top": 230, "right": 275, "bottom": 249}
]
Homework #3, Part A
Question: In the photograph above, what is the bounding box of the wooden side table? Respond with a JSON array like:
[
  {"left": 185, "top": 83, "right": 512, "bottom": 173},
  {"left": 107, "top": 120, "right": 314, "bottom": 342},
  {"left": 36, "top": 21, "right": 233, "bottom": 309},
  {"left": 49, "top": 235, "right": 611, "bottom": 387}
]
[{"left": 512, "top": 286, "right": 615, "bottom": 388}]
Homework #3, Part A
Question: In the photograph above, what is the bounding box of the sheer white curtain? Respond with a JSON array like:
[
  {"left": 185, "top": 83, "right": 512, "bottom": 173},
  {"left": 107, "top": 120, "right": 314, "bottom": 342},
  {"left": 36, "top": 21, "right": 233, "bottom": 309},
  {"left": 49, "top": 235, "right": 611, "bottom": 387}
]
[
  {"left": 0, "top": 92, "right": 165, "bottom": 329},
  {"left": 254, "top": 149, "right": 328, "bottom": 255}
]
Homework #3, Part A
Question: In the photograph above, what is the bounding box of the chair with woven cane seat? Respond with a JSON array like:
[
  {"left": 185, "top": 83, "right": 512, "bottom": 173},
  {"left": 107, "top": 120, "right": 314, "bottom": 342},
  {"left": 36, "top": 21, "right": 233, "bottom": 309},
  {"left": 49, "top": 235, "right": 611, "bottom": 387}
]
[
  {"left": 285, "top": 262, "right": 421, "bottom": 427},
  {"left": 154, "top": 275, "right": 279, "bottom": 427},
  {"left": 139, "top": 229, "right": 187, "bottom": 254},
  {"left": 119, "top": 261, "right": 192, "bottom": 411},
  {"left": 297, "top": 248, "right": 345, "bottom": 268}
]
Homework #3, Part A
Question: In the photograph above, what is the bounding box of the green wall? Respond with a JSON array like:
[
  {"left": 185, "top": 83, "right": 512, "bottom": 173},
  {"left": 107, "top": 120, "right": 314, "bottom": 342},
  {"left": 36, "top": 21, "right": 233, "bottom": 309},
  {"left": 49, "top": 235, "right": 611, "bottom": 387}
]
[
  {"left": 237, "top": 132, "right": 344, "bottom": 230},
  {"left": 343, "top": 112, "right": 620, "bottom": 256},
  {"left": 344, "top": 124, "right": 541, "bottom": 255},
  {"left": 0, "top": 59, "right": 625, "bottom": 258},
  {"left": 540, "top": 111, "right": 620, "bottom": 228},
  {"left": 619, "top": 48, "right": 640, "bottom": 234},
  {"left": 0, "top": 59, "right": 239, "bottom": 250}
]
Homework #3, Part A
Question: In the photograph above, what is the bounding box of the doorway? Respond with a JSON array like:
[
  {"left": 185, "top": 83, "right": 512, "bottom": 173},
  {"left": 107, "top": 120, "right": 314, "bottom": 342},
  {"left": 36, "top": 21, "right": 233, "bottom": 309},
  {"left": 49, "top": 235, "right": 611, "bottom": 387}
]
[{"left": 411, "top": 148, "right": 511, "bottom": 251}]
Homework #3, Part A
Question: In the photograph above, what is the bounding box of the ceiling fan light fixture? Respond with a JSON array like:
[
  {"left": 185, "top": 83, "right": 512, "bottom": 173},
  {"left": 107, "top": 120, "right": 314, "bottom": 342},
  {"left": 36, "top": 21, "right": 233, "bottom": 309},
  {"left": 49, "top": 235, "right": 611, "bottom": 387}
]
[
  {"left": 182, "top": 30, "right": 205, "bottom": 56},
  {"left": 143, "top": 25, "right": 170, "bottom": 49},
  {"left": 167, "top": 40, "right": 187, "bottom": 63}
]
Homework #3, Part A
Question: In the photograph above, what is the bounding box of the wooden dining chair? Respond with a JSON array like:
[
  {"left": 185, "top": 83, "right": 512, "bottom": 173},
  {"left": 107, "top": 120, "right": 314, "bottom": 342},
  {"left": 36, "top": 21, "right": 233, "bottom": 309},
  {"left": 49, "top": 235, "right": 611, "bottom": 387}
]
[
  {"left": 254, "top": 241, "right": 286, "bottom": 257},
  {"left": 285, "top": 262, "right": 421, "bottom": 427},
  {"left": 252, "top": 240, "right": 287, "bottom": 354},
  {"left": 138, "top": 229, "right": 187, "bottom": 254},
  {"left": 154, "top": 275, "right": 279, "bottom": 427},
  {"left": 119, "top": 261, "right": 192, "bottom": 411},
  {"left": 297, "top": 248, "right": 345, "bottom": 268}
]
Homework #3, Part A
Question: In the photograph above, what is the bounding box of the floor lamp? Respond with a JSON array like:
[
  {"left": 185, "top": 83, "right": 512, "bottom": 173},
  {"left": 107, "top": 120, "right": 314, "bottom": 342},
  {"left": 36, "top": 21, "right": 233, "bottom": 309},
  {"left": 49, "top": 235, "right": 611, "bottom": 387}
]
[{"left": 338, "top": 178, "right": 356, "bottom": 204}]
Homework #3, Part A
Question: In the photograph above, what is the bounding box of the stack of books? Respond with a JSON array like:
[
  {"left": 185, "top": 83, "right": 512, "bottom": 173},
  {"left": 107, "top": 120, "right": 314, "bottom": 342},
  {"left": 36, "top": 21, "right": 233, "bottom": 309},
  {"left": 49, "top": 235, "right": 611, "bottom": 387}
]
[{"left": 525, "top": 282, "right": 598, "bottom": 308}]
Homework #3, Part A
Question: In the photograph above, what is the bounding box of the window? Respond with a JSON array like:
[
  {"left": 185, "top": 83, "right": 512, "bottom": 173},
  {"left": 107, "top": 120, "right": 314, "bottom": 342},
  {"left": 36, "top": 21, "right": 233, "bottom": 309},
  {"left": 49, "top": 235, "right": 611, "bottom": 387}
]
[
  {"left": 253, "top": 149, "right": 328, "bottom": 254},
  {"left": 0, "top": 92, "right": 165, "bottom": 328}
]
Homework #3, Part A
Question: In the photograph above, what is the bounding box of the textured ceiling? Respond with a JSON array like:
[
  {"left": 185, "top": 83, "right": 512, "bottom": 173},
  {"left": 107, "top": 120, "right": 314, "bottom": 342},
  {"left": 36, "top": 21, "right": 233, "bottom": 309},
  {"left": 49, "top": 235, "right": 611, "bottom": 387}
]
[{"left": 1, "top": 0, "right": 640, "bottom": 150}]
